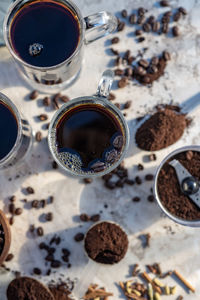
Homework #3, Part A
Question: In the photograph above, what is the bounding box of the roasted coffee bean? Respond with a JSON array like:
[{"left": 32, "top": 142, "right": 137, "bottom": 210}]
[
  {"left": 111, "top": 48, "right": 119, "bottom": 56},
  {"left": 125, "top": 67, "right": 133, "bottom": 77},
  {"left": 121, "top": 9, "right": 127, "bottom": 18},
  {"left": 40, "top": 199, "right": 46, "bottom": 208},
  {"left": 178, "top": 7, "right": 187, "bottom": 15},
  {"left": 30, "top": 90, "right": 39, "bottom": 100},
  {"left": 10, "top": 195, "right": 16, "bottom": 202},
  {"left": 145, "top": 174, "right": 154, "bottom": 181},
  {"left": 137, "top": 16, "right": 145, "bottom": 25},
  {"left": 115, "top": 56, "right": 123, "bottom": 66},
  {"left": 118, "top": 77, "right": 128, "bottom": 88},
  {"left": 38, "top": 114, "right": 48, "bottom": 121},
  {"left": 142, "top": 23, "right": 151, "bottom": 32},
  {"left": 172, "top": 26, "right": 179, "bottom": 37},
  {"left": 83, "top": 178, "right": 93, "bottom": 184},
  {"left": 124, "top": 50, "right": 131, "bottom": 60},
  {"left": 113, "top": 135, "right": 124, "bottom": 149},
  {"left": 162, "top": 23, "right": 169, "bottom": 34},
  {"left": 62, "top": 248, "right": 70, "bottom": 256},
  {"left": 137, "top": 37, "right": 145, "bottom": 43},
  {"left": 62, "top": 255, "right": 69, "bottom": 262},
  {"left": 45, "top": 212, "right": 53, "bottom": 221},
  {"left": 160, "top": 0, "right": 169, "bottom": 7},
  {"left": 116, "top": 179, "right": 124, "bottom": 187},
  {"left": 90, "top": 214, "right": 100, "bottom": 222},
  {"left": 105, "top": 180, "right": 115, "bottom": 189},
  {"left": 124, "top": 100, "right": 132, "bottom": 109},
  {"left": 173, "top": 11, "right": 181, "bottom": 22},
  {"left": 32, "top": 200, "right": 39, "bottom": 208},
  {"left": 152, "top": 21, "right": 160, "bottom": 32},
  {"left": 138, "top": 7, "right": 146, "bottom": 16},
  {"left": 90, "top": 161, "right": 106, "bottom": 172},
  {"left": 39, "top": 242, "right": 46, "bottom": 250},
  {"left": 128, "top": 56, "right": 135, "bottom": 65},
  {"left": 51, "top": 260, "right": 61, "bottom": 268},
  {"left": 147, "top": 15, "right": 155, "bottom": 24},
  {"left": 45, "top": 254, "right": 54, "bottom": 262},
  {"left": 164, "top": 11, "right": 172, "bottom": 17},
  {"left": 115, "top": 103, "right": 121, "bottom": 109},
  {"left": 148, "top": 65, "right": 158, "bottom": 74},
  {"left": 115, "top": 69, "right": 124, "bottom": 76},
  {"left": 148, "top": 195, "right": 155, "bottom": 202},
  {"left": 106, "top": 149, "right": 118, "bottom": 163},
  {"left": 136, "top": 66, "right": 146, "bottom": 76},
  {"left": 43, "top": 96, "right": 51, "bottom": 106},
  {"left": 117, "top": 21, "right": 125, "bottom": 31},
  {"left": 35, "top": 131, "right": 42, "bottom": 142},
  {"left": 162, "top": 15, "right": 170, "bottom": 23},
  {"left": 52, "top": 97, "right": 59, "bottom": 110},
  {"left": 9, "top": 203, "right": 15, "bottom": 214},
  {"left": 186, "top": 150, "right": 193, "bottom": 161},
  {"left": 132, "top": 197, "right": 141, "bottom": 202},
  {"left": 15, "top": 208, "right": 23, "bottom": 215},
  {"left": 80, "top": 213, "right": 90, "bottom": 222},
  {"left": 9, "top": 217, "right": 14, "bottom": 226},
  {"left": 52, "top": 161, "right": 58, "bottom": 169},
  {"left": 129, "top": 13, "right": 137, "bottom": 24},
  {"left": 108, "top": 92, "right": 116, "bottom": 101},
  {"left": 33, "top": 267, "right": 41, "bottom": 275},
  {"left": 74, "top": 233, "right": 84, "bottom": 242},
  {"left": 6, "top": 253, "right": 14, "bottom": 262},
  {"left": 151, "top": 56, "right": 159, "bottom": 65},
  {"left": 60, "top": 95, "right": 69, "bottom": 103},
  {"left": 142, "top": 75, "right": 151, "bottom": 84},
  {"left": 29, "top": 224, "right": 35, "bottom": 233},
  {"left": 135, "top": 176, "right": 142, "bottom": 185},
  {"left": 111, "top": 37, "right": 120, "bottom": 44},
  {"left": 138, "top": 163, "right": 144, "bottom": 171},
  {"left": 37, "top": 227, "right": 44, "bottom": 236},
  {"left": 163, "top": 50, "right": 171, "bottom": 61},
  {"left": 135, "top": 29, "right": 142, "bottom": 36},
  {"left": 138, "top": 59, "right": 149, "bottom": 68},
  {"left": 102, "top": 173, "right": 112, "bottom": 181},
  {"left": 26, "top": 186, "right": 34, "bottom": 194},
  {"left": 125, "top": 178, "right": 134, "bottom": 185},
  {"left": 149, "top": 153, "right": 157, "bottom": 161}
]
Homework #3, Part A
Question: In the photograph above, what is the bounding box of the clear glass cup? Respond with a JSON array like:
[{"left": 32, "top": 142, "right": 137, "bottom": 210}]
[
  {"left": 3, "top": 0, "right": 118, "bottom": 93},
  {"left": 154, "top": 145, "right": 200, "bottom": 227},
  {"left": 0, "top": 92, "right": 32, "bottom": 169},
  {"left": 48, "top": 70, "right": 130, "bottom": 178}
]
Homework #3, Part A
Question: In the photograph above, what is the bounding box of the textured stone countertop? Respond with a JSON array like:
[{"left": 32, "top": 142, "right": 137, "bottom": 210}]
[{"left": 1, "top": 0, "right": 200, "bottom": 299}]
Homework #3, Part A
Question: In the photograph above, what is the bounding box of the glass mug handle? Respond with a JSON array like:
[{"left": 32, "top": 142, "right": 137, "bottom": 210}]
[
  {"left": 96, "top": 70, "right": 114, "bottom": 98},
  {"left": 84, "top": 11, "right": 118, "bottom": 44}
]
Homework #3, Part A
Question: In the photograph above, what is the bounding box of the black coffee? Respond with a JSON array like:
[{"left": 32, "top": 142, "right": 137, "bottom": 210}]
[
  {"left": 56, "top": 103, "right": 124, "bottom": 173},
  {"left": 10, "top": 0, "right": 80, "bottom": 67},
  {"left": 0, "top": 101, "right": 18, "bottom": 160}
]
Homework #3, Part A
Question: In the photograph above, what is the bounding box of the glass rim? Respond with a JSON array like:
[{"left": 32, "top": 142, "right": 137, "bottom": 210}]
[
  {"left": 48, "top": 96, "right": 130, "bottom": 178},
  {"left": 0, "top": 92, "right": 22, "bottom": 166},
  {"left": 3, "top": 0, "right": 85, "bottom": 71},
  {"left": 154, "top": 145, "right": 200, "bottom": 227}
]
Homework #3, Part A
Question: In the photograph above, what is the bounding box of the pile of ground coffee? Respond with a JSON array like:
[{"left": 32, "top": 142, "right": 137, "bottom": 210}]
[
  {"left": 49, "top": 283, "right": 71, "bottom": 300},
  {"left": 84, "top": 222, "right": 128, "bottom": 264},
  {"left": 7, "top": 277, "right": 54, "bottom": 300},
  {"left": 135, "top": 106, "right": 189, "bottom": 151},
  {"left": 0, "top": 223, "right": 5, "bottom": 256},
  {"left": 157, "top": 150, "right": 200, "bottom": 220}
]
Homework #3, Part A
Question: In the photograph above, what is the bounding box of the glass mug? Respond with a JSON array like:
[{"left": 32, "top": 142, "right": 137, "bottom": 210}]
[
  {"left": 0, "top": 92, "right": 32, "bottom": 169},
  {"left": 48, "top": 70, "right": 130, "bottom": 177},
  {"left": 3, "top": 0, "right": 118, "bottom": 93}
]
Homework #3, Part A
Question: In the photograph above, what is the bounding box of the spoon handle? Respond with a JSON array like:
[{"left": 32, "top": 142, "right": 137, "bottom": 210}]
[{"left": 181, "top": 93, "right": 200, "bottom": 114}]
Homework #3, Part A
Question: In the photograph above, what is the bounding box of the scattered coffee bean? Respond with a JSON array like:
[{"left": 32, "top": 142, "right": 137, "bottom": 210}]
[
  {"left": 10, "top": 195, "right": 16, "bottom": 202},
  {"left": 80, "top": 213, "right": 90, "bottom": 222},
  {"left": 178, "top": 7, "right": 187, "bottom": 15},
  {"left": 137, "top": 37, "right": 145, "bottom": 43},
  {"left": 108, "top": 92, "right": 116, "bottom": 100},
  {"left": 45, "top": 212, "right": 53, "bottom": 222},
  {"left": 9, "top": 203, "right": 15, "bottom": 214},
  {"left": 147, "top": 15, "right": 155, "bottom": 24},
  {"left": 142, "top": 75, "right": 151, "bottom": 84},
  {"left": 37, "top": 227, "right": 44, "bottom": 236},
  {"left": 162, "top": 23, "right": 169, "bottom": 34},
  {"left": 142, "top": 23, "right": 151, "bottom": 32},
  {"left": 62, "top": 248, "right": 70, "bottom": 256},
  {"left": 30, "top": 90, "right": 39, "bottom": 100},
  {"left": 60, "top": 95, "right": 69, "bottom": 103},
  {"left": 6, "top": 253, "right": 14, "bottom": 262},
  {"left": 148, "top": 195, "right": 155, "bottom": 202},
  {"left": 163, "top": 50, "right": 171, "bottom": 61},
  {"left": 151, "top": 57, "right": 159, "bottom": 65},
  {"left": 173, "top": 11, "right": 181, "bottom": 22},
  {"left": 29, "top": 224, "right": 35, "bottom": 233},
  {"left": 117, "top": 21, "right": 125, "bottom": 31},
  {"left": 160, "top": 0, "right": 169, "bottom": 7},
  {"left": 43, "top": 96, "right": 51, "bottom": 106},
  {"left": 15, "top": 208, "right": 23, "bottom": 216},
  {"left": 115, "top": 69, "right": 124, "bottom": 76},
  {"left": 45, "top": 254, "right": 54, "bottom": 262},
  {"left": 74, "top": 233, "right": 84, "bottom": 242},
  {"left": 149, "top": 153, "right": 157, "bottom": 161},
  {"left": 115, "top": 103, "right": 121, "bottom": 109},
  {"left": 83, "top": 178, "right": 93, "bottom": 184},
  {"left": 32, "top": 200, "right": 39, "bottom": 208},
  {"left": 129, "top": 13, "right": 137, "bottom": 24},
  {"left": 90, "top": 161, "right": 106, "bottom": 172},
  {"left": 40, "top": 199, "right": 46, "bottom": 208},
  {"left": 172, "top": 26, "right": 179, "bottom": 36},
  {"left": 90, "top": 214, "right": 100, "bottom": 222},
  {"left": 124, "top": 101, "right": 132, "bottom": 109},
  {"left": 35, "top": 131, "right": 42, "bottom": 142},
  {"left": 132, "top": 197, "right": 141, "bottom": 202},
  {"left": 38, "top": 114, "right": 48, "bottom": 121},
  {"left": 135, "top": 176, "right": 142, "bottom": 185},
  {"left": 51, "top": 260, "right": 61, "bottom": 268},
  {"left": 138, "top": 59, "right": 149, "bottom": 68},
  {"left": 111, "top": 48, "right": 119, "bottom": 55},
  {"left": 52, "top": 161, "right": 58, "bottom": 169},
  {"left": 125, "top": 178, "right": 134, "bottom": 185},
  {"left": 136, "top": 66, "right": 147, "bottom": 76},
  {"left": 164, "top": 11, "right": 172, "bottom": 17},
  {"left": 105, "top": 181, "right": 115, "bottom": 189},
  {"left": 121, "top": 9, "right": 127, "bottom": 18},
  {"left": 145, "top": 174, "right": 154, "bottom": 181},
  {"left": 52, "top": 97, "right": 59, "bottom": 110},
  {"left": 152, "top": 21, "right": 160, "bottom": 32},
  {"left": 115, "top": 56, "right": 123, "bottom": 66},
  {"left": 148, "top": 65, "right": 158, "bottom": 74},
  {"left": 33, "top": 267, "right": 41, "bottom": 275},
  {"left": 137, "top": 16, "right": 145, "bottom": 25},
  {"left": 9, "top": 217, "right": 14, "bottom": 226},
  {"left": 111, "top": 37, "right": 120, "bottom": 44},
  {"left": 62, "top": 255, "right": 69, "bottom": 262},
  {"left": 138, "top": 7, "right": 147, "bottom": 16},
  {"left": 118, "top": 77, "right": 128, "bottom": 88},
  {"left": 138, "top": 163, "right": 144, "bottom": 171},
  {"left": 135, "top": 29, "right": 142, "bottom": 36},
  {"left": 125, "top": 67, "right": 133, "bottom": 77}
]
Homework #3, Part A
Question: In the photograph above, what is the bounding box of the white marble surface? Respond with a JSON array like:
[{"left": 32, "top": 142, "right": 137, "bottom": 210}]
[{"left": 0, "top": 0, "right": 200, "bottom": 299}]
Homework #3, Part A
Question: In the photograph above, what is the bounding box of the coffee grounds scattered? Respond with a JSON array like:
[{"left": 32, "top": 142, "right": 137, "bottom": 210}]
[
  {"left": 84, "top": 221, "right": 128, "bottom": 264},
  {"left": 0, "top": 223, "right": 5, "bottom": 256},
  {"left": 7, "top": 277, "right": 54, "bottom": 300},
  {"left": 49, "top": 283, "right": 72, "bottom": 300},
  {"left": 135, "top": 106, "right": 189, "bottom": 151},
  {"left": 157, "top": 151, "right": 200, "bottom": 220}
]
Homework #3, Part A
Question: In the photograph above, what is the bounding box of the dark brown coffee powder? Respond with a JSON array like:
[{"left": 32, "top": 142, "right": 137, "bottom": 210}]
[
  {"left": 84, "top": 221, "right": 128, "bottom": 264},
  {"left": 135, "top": 107, "right": 188, "bottom": 151},
  {"left": 7, "top": 277, "right": 54, "bottom": 300},
  {"left": 49, "top": 283, "right": 72, "bottom": 300},
  {"left": 157, "top": 151, "right": 200, "bottom": 220}
]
